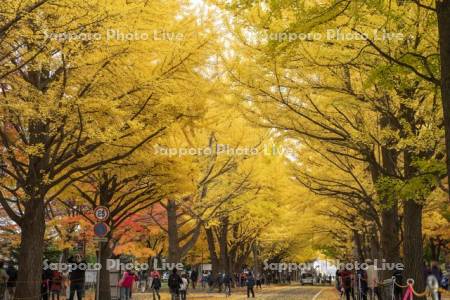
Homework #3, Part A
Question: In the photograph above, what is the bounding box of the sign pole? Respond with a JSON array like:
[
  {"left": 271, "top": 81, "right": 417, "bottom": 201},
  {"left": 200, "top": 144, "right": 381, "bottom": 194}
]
[
  {"left": 93, "top": 206, "right": 109, "bottom": 300},
  {"left": 96, "top": 241, "right": 101, "bottom": 300}
]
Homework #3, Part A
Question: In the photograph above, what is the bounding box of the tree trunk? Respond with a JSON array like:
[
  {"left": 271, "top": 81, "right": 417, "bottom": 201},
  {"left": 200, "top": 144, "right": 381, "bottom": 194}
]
[
  {"left": 14, "top": 198, "right": 46, "bottom": 300},
  {"left": 379, "top": 118, "right": 400, "bottom": 265},
  {"left": 218, "top": 218, "right": 230, "bottom": 274},
  {"left": 369, "top": 227, "right": 381, "bottom": 259},
  {"left": 437, "top": 1, "right": 450, "bottom": 202},
  {"left": 235, "top": 244, "right": 252, "bottom": 273},
  {"left": 165, "top": 200, "right": 201, "bottom": 263},
  {"left": 380, "top": 207, "right": 400, "bottom": 260},
  {"left": 99, "top": 241, "right": 113, "bottom": 300},
  {"left": 367, "top": 113, "right": 400, "bottom": 271},
  {"left": 353, "top": 230, "right": 365, "bottom": 261},
  {"left": 228, "top": 224, "right": 239, "bottom": 273},
  {"left": 205, "top": 227, "right": 220, "bottom": 276},
  {"left": 167, "top": 200, "right": 180, "bottom": 263},
  {"left": 403, "top": 199, "right": 425, "bottom": 298},
  {"left": 252, "top": 243, "right": 261, "bottom": 276},
  {"left": 380, "top": 209, "right": 401, "bottom": 279}
]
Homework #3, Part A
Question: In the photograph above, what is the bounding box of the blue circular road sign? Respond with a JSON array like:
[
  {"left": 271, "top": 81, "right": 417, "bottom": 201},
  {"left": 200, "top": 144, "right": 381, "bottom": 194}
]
[{"left": 94, "top": 222, "right": 109, "bottom": 238}]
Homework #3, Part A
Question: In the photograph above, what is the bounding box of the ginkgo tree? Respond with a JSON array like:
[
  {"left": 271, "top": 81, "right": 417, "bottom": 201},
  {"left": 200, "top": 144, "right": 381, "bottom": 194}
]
[
  {"left": 148, "top": 96, "right": 267, "bottom": 263},
  {"left": 67, "top": 168, "right": 162, "bottom": 300},
  {"left": 213, "top": 0, "right": 447, "bottom": 292},
  {"left": 0, "top": 0, "right": 217, "bottom": 298}
]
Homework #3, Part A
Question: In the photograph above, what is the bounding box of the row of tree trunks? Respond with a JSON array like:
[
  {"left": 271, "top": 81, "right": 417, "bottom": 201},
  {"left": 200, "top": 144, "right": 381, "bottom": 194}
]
[
  {"left": 205, "top": 220, "right": 231, "bottom": 276},
  {"left": 205, "top": 220, "right": 256, "bottom": 277}
]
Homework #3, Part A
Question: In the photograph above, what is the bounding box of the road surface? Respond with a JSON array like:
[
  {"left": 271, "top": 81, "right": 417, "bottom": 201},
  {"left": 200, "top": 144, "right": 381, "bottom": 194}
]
[{"left": 133, "top": 285, "right": 337, "bottom": 300}]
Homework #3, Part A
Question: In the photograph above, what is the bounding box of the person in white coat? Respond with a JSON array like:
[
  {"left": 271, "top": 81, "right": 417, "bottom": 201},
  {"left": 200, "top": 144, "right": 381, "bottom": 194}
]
[
  {"left": 180, "top": 274, "right": 188, "bottom": 300},
  {"left": 366, "top": 260, "right": 379, "bottom": 300}
]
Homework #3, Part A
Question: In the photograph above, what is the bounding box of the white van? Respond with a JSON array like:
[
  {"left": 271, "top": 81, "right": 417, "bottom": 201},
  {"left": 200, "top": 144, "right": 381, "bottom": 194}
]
[{"left": 300, "top": 272, "right": 315, "bottom": 285}]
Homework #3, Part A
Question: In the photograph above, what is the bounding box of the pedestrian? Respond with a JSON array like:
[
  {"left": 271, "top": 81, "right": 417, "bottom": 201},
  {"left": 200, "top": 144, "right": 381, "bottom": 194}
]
[
  {"left": 168, "top": 268, "right": 182, "bottom": 300},
  {"left": 149, "top": 270, "right": 159, "bottom": 290},
  {"left": 190, "top": 269, "right": 198, "bottom": 289},
  {"left": 255, "top": 273, "right": 262, "bottom": 290},
  {"left": 216, "top": 273, "right": 223, "bottom": 292},
  {"left": 431, "top": 261, "right": 443, "bottom": 300},
  {"left": 41, "top": 267, "right": 52, "bottom": 300},
  {"left": 366, "top": 260, "right": 379, "bottom": 300},
  {"left": 392, "top": 265, "right": 403, "bottom": 300},
  {"left": 356, "top": 268, "right": 368, "bottom": 300},
  {"left": 5, "top": 262, "right": 16, "bottom": 300},
  {"left": 119, "top": 268, "right": 136, "bottom": 300},
  {"left": 127, "top": 270, "right": 138, "bottom": 299},
  {"left": 336, "top": 267, "right": 343, "bottom": 298},
  {"left": 180, "top": 274, "right": 188, "bottom": 300},
  {"left": 424, "top": 261, "right": 432, "bottom": 280},
  {"left": 150, "top": 273, "right": 161, "bottom": 300},
  {"left": 246, "top": 272, "right": 255, "bottom": 298},
  {"left": 138, "top": 270, "right": 147, "bottom": 292},
  {"left": 340, "top": 266, "right": 355, "bottom": 300},
  {"left": 201, "top": 272, "right": 207, "bottom": 288},
  {"left": 442, "top": 273, "right": 449, "bottom": 290},
  {"left": 223, "top": 273, "right": 232, "bottom": 296},
  {"left": 68, "top": 254, "right": 86, "bottom": 300},
  {"left": 50, "top": 270, "right": 64, "bottom": 300},
  {"left": 207, "top": 272, "right": 214, "bottom": 292},
  {"left": 240, "top": 273, "right": 246, "bottom": 287},
  {"left": 0, "top": 261, "right": 9, "bottom": 300}
]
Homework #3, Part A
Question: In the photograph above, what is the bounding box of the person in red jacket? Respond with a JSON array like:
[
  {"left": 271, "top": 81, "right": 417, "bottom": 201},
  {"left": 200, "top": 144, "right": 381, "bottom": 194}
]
[
  {"left": 119, "top": 269, "right": 137, "bottom": 300},
  {"left": 50, "top": 270, "right": 64, "bottom": 300}
]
